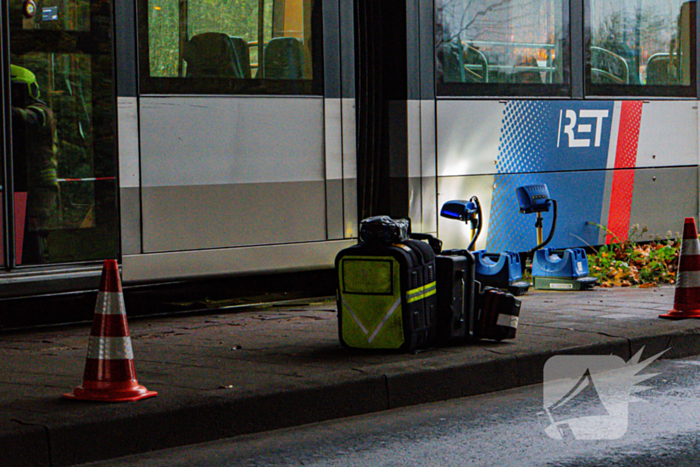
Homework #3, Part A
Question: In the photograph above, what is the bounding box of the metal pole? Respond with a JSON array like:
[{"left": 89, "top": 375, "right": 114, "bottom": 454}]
[
  {"left": 178, "top": 0, "right": 188, "bottom": 77},
  {"left": 258, "top": 0, "right": 265, "bottom": 75}
]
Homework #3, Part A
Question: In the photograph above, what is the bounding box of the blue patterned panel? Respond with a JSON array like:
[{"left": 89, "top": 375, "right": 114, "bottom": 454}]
[{"left": 487, "top": 101, "right": 614, "bottom": 252}]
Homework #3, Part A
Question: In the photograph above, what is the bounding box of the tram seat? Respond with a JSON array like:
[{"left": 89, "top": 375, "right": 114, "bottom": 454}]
[
  {"left": 510, "top": 56, "right": 542, "bottom": 84},
  {"left": 229, "top": 36, "right": 252, "bottom": 79},
  {"left": 590, "top": 46, "right": 632, "bottom": 84},
  {"left": 184, "top": 32, "right": 244, "bottom": 78},
  {"left": 258, "top": 37, "right": 306, "bottom": 79},
  {"left": 646, "top": 54, "right": 671, "bottom": 85}
]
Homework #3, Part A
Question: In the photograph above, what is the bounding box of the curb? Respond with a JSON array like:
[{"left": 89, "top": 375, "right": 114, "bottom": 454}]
[{"left": 4, "top": 326, "right": 700, "bottom": 466}]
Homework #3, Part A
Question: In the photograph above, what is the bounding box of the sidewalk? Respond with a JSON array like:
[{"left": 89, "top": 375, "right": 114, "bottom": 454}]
[{"left": 2, "top": 285, "right": 700, "bottom": 467}]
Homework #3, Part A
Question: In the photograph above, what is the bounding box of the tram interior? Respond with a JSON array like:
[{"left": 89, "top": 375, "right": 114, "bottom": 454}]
[
  {"left": 439, "top": 0, "right": 694, "bottom": 87},
  {"left": 149, "top": 0, "right": 313, "bottom": 80}
]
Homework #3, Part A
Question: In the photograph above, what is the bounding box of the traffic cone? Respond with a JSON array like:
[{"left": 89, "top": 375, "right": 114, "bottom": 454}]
[
  {"left": 660, "top": 217, "right": 700, "bottom": 319},
  {"left": 64, "top": 260, "right": 157, "bottom": 402}
]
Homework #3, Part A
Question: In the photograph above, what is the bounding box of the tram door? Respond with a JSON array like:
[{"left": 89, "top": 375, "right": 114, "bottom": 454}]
[{"left": 1, "top": 0, "right": 119, "bottom": 268}]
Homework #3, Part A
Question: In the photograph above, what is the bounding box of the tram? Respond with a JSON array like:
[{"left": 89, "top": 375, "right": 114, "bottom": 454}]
[{"left": 1, "top": 0, "right": 698, "bottom": 307}]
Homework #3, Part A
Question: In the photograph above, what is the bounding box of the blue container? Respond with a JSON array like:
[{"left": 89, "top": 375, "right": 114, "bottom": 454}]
[
  {"left": 532, "top": 247, "right": 590, "bottom": 279},
  {"left": 474, "top": 250, "right": 523, "bottom": 285}
]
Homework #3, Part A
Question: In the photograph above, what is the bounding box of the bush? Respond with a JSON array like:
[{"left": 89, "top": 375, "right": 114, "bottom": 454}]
[{"left": 586, "top": 224, "right": 680, "bottom": 287}]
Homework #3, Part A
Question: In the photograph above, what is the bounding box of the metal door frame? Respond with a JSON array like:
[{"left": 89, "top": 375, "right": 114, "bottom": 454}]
[
  {"left": 0, "top": 0, "right": 15, "bottom": 270},
  {"left": 0, "top": 0, "right": 120, "bottom": 296}
]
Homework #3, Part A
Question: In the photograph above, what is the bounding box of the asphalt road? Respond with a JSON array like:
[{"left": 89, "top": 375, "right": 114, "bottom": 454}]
[{"left": 80, "top": 353, "right": 700, "bottom": 467}]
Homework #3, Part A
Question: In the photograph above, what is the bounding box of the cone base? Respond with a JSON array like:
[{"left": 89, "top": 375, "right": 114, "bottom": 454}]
[
  {"left": 63, "top": 383, "right": 157, "bottom": 402},
  {"left": 659, "top": 308, "right": 700, "bottom": 320}
]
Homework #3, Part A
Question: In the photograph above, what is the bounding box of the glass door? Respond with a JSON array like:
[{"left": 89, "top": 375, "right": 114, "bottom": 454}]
[{"left": 2, "top": 0, "right": 119, "bottom": 268}]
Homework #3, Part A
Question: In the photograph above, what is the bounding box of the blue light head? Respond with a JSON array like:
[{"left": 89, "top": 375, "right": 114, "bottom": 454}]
[
  {"left": 516, "top": 184, "right": 552, "bottom": 214},
  {"left": 440, "top": 200, "right": 478, "bottom": 222}
]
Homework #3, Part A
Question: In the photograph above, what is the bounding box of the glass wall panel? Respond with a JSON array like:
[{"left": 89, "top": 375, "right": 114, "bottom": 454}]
[
  {"left": 7, "top": 0, "right": 119, "bottom": 266},
  {"left": 587, "top": 0, "right": 695, "bottom": 95},
  {"left": 436, "top": 0, "right": 569, "bottom": 96}
]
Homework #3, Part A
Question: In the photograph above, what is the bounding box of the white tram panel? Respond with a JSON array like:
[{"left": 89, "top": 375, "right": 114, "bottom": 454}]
[
  {"left": 437, "top": 100, "right": 503, "bottom": 177},
  {"left": 139, "top": 96, "right": 326, "bottom": 253},
  {"left": 341, "top": 98, "right": 358, "bottom": 239},
  {"left": 437, "top": 100, "right": 698, "bottom": 179},
  {"left": 636, "top": 100, "right": 698, "bottom": 168}
]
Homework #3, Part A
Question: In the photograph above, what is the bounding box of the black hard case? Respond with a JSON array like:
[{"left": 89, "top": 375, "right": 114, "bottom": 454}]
[
  {"left": 435, "top": 250, "right": 476, "bottom": 343},
  {"left": 335, "top": 239, "right": 438, "bottom": 352},
  {"left": 474, "top": 286, "right": 521, "bottom": 341}
]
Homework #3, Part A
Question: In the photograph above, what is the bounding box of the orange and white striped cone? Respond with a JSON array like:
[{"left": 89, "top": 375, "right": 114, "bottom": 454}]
[
  {"left": 64, "top": 260, "right": 157, "bottom": 402},
  {"left": 660, "top": 217, "right": 700, "bottom": 319}
]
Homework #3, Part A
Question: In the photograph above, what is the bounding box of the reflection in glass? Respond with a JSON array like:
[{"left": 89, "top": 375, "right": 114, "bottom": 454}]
[
  {"left": 5, "top": 0, "right": 118, "bottom": 267},
  {"left": 436, "top": 0, "right": 567, "bottom": 85},
  {"left": 18, "top": 0, "right": 91, "bottom": 32},
  {"left": 589, "top": 0, "right": 694, "bottom": 86},
  {"left": 10, "top": 51, "right": 117, "bottom": 265}
]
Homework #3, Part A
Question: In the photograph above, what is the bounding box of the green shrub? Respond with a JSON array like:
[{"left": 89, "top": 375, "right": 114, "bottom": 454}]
[{"left": 586, "top": 223, "right": 679, "bottom": 287}]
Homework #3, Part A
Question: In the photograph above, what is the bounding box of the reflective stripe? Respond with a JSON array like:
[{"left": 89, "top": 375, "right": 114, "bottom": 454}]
[
  {"left": 86, "top": 336, "right": 134, "bottom": 360},
  {"left": 39, "top": 167, "right": 57, "bottom": 180},
  {"left": 93, "top": 292, "right": 127, "bottom": 315},
  {"left": 341, "top": 297, "right": 369, "bottom": 335},
  {"left": 27, "top": 105, "right": 48, "bottom": 126},
  {"left": 367, "top": 298, "right": 401, "bottom": 343},
  {"left": 681, "top": 240, "right": 700, "bottom": 257},
  {"left": 678, "top": 270, "right": 700, "bottom": 289},
  {"left": 407, "top": 281, "right": 437, "bottom": 304}
]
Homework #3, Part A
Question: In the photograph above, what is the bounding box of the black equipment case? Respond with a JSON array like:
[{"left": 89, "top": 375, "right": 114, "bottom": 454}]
[
  {"left": 335, "top": 239, "right": 438, "bottom": 352},
  {"left": 474, "top": 286, "right": 521, "bottom": 341},
  {"left": 435, "top": 249, "right": 476, "bottom": 343}
]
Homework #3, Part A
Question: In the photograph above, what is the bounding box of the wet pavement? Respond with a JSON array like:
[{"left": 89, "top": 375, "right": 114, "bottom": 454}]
[
  {"left": 79, "top": 355, "right": 700, "bottom": 467},
  {"left": 2, "top": 285, "right": 700, "bottom": 466}
]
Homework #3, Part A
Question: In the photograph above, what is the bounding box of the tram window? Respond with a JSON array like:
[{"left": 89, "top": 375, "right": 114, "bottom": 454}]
[
  {"left": 587, "top": 0, "right": 696, "bottom": 96},
  {"left": 140, "top": 0, "right": 322, "bottom": 95},
  {"left": 435, "top": 0, "right": 570, "bottom": 97}
]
